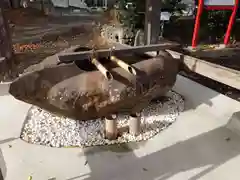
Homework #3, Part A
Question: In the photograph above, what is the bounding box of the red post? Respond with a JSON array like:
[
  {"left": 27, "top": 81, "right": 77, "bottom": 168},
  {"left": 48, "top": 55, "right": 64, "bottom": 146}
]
[
  {"left": 224, "top": 0, "right": 239, "bottom": 45},
  {"left": 192, "top": 0, "right": 204, "bottom": 48}
]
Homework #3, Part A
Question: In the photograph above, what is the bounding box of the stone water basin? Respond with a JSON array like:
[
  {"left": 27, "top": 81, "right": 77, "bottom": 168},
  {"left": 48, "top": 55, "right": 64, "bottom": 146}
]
[{"left": 9, "top": 46, "right": 180, "bottom": 121}]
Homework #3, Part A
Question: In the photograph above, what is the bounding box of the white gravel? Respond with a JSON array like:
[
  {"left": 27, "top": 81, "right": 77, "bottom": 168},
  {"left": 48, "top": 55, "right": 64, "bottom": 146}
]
[{"left": 20, "top": 91, "right": 184, "bottom": 148}]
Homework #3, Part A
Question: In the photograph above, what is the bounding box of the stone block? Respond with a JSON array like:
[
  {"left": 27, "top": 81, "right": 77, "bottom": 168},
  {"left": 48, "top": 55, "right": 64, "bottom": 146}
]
[{"left": 226, "top": 111, "right": 240, "bottom": 136}]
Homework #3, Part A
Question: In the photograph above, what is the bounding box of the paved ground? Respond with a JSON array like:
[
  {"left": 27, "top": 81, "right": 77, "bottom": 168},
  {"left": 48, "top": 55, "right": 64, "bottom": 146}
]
[{"left": 0, "top": 75, "right": 240, "bottom": 180}]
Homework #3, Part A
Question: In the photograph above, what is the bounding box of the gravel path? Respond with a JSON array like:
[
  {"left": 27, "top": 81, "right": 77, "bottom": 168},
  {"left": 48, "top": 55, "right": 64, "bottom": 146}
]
[{"left": 21, "top": 91, "right": 184, "bottom": 148}]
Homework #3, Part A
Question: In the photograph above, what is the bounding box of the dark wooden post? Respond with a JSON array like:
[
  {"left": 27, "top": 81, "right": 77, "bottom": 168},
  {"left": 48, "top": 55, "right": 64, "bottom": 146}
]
[
  {"left": 144, "top": 0, "right": 161, "bottom": 45},
  {"left": 10, "top": 0, "right": 21, "bottom": 8},
  {"left": 0, "top": 1, "right": 13, "bottom": 60},
  {"left": 2, "top": 0, "right": 11, "bottom": 8}
]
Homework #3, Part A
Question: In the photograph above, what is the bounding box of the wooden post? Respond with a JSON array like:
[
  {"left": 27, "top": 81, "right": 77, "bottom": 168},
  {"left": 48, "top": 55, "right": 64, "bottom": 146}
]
[
  {"left": 144, "top": 0, "right": 161, "bottom": 45},
  {"left": 104, "top": 0, "right": 107, "bottom": 9},
  {"left": 105, "top": 114, "right": 118, "bottom": 140},
  {"left": 2, "top": 0, "right": 11, "bottom": 8},
  {"left": 40, "top": 0, "right": 45, "bottom": 13},
  {"left": 0, "top": 2, "right": 13, "bottom": 60},
  {"left": 129, "top": 113, "right": 141, "bottom": 136},
  {"left": 10, "top": 0, "right": 20, "bottom": 8},
  {"left": 94, "top": 0, "right": 98, "bottom": 7}
]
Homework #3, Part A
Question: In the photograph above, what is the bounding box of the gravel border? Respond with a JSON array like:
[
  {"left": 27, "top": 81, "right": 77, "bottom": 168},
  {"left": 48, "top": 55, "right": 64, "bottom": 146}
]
[{"left": 20, "top": 91, "right": 184, "bottom": 148}]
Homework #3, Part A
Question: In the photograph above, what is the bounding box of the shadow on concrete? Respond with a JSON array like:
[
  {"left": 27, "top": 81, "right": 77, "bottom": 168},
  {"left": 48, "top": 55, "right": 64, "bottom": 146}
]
[
  {"left": 0, "top": 149, "right": 6, "bottom": 180},
  {"left": 0, "top": 138, "right": 18, "bottom": 180},
  {"left": 0, "top": 138, "right": 18, "bottom": 145},
  {"left": 175, "top": 59, "right": 231, "bottom": 111},
  {"left": 68, "top": 124, "right": 240, "bottom": 180}
]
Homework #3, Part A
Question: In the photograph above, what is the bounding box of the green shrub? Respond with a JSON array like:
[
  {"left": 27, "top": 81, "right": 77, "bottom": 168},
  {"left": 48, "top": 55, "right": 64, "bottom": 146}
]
[{"left": 116, "top": 0, "right": 237, "bottom": 44}]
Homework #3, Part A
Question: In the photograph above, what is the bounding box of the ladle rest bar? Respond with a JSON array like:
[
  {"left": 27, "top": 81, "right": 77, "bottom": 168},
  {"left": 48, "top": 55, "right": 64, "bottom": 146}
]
[{"left": 57, "top": 42, "right": 180, "bottom": 63}]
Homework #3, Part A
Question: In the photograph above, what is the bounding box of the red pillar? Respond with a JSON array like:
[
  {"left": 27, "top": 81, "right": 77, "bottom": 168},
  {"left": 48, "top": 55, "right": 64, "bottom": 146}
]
[
  {"left": 224, "top": 0, "right": 239, "bottom": 45},
  {"left": 192, "top": 0, "right": 204, "bottom": 48}
]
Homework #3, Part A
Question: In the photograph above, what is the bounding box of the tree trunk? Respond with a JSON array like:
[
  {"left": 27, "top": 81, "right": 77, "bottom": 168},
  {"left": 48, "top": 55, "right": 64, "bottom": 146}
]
[
  {"left": 0, "top": 1, "right": 14, "bottom": 81},
  {"left": 0, "top": 2, "right": 13, "bottom": 60},
  {"left": 0, "top": 2, "right": 13, "bottom": 59}
]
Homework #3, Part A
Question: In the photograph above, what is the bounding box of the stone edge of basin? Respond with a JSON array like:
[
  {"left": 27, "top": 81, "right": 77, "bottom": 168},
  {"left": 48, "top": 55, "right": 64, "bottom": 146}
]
[
  {"left": 0, "top": 45, "right": 81, "bottom": 96},
  {"left": 0, "top": 44, "right": 104, "bottom": 96},
  {"left": 226, "top": 111, "right": 240, "bottom": 136}
]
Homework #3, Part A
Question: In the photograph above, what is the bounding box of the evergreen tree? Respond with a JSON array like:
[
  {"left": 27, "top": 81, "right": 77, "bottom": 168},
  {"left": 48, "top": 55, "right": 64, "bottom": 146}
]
[{"left": 116, "top": 0, "right": 186, "bottom": 30}]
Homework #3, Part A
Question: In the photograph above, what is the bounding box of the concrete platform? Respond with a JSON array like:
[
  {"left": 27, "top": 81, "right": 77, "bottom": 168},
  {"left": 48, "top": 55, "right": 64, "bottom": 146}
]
[{"left": 1, "top": 75, "right": 240, "bottom": 180}]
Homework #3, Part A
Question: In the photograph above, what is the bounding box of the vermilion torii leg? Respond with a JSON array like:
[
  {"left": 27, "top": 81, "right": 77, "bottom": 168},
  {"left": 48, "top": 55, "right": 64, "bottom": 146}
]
[
  {"left": 224, "top": 0, "right": 239, "bottom": 45},
  {"left": 192, "top": 0, "right": 204, "bottom": 48}
]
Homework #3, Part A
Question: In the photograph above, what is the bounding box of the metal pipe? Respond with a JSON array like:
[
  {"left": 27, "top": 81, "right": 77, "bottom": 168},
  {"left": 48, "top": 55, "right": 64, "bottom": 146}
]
[
  {"left": 91, "top": 57, "right": 113, "bottom": 81},
  {"left": 105, "top": 114, "right": 118, "bottom": 140},
  {"left": 109, "top": 46, "right": 137, "bottom": 76},
  {"left": 129, "top": 113, "right": 141, "bottom": 136},
  {"left": 110, "top": 56, "right": 137, "bottom": 76}
]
